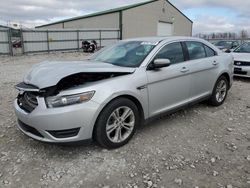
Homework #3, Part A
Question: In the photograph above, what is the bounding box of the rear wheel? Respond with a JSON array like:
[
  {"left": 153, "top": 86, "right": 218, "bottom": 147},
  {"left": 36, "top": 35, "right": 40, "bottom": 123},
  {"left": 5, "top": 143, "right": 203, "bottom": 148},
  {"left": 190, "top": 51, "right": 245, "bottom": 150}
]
[
  {"left": 208, "top": 76, "right": 229, "bottom": 106},
  {"left": 94, "top": 98, "right": 140, "bottom": 149}
]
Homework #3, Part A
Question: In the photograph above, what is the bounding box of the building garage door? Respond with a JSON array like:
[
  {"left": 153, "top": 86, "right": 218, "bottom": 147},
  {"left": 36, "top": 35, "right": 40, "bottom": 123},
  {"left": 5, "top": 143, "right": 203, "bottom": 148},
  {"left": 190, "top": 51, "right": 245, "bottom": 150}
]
[{"left": 157, "top": 22, "right": 173, "bottom": 36}]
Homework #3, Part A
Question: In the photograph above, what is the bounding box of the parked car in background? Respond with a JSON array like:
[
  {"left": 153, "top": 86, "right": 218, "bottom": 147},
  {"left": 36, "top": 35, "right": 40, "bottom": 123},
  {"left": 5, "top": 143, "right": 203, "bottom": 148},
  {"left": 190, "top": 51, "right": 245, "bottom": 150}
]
[
  {"left": 214, "top": 40, "right": 240, "bottom": 51},
  {"left": 82, "top": 40, "right": 97, "bottom": 53},
  {"left": 14, "top": 37, "right": 233, "bottom": 148},
  {"left": 231, "top": 42, "right": 250, "bottom": 78}
]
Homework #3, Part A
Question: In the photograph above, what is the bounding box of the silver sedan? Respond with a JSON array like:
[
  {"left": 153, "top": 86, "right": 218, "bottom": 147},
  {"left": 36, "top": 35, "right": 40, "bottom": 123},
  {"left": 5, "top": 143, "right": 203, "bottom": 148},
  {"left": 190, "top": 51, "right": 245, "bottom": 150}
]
[{"left": 14, "top": 37, "right": 233, "bottom": 148}]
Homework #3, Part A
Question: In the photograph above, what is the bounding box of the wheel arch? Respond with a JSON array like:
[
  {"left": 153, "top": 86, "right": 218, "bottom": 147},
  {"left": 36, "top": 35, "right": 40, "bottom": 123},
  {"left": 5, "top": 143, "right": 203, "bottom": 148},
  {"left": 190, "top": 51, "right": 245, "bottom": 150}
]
[
  {"left": 92, "top": 94, "right": 145, "bottom": 139},
  {"left": 219, "top": 72, "right": 231, "bottom": 88}
]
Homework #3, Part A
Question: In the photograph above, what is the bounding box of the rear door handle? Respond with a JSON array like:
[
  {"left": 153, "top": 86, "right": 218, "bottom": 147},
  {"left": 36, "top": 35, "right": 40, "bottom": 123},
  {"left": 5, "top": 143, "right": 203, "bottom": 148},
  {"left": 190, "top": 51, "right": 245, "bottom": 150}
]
[
  {"left": 180, "top": 67, "right": 189, "bottom": 73},
  {"left": 213, "top": 61, "right": 218, "bottom": 65}
]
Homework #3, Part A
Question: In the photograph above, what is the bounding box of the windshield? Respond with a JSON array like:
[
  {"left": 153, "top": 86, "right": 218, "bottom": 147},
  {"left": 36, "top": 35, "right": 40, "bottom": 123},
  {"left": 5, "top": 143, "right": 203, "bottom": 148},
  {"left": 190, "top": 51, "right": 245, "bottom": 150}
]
[
  {"left": 234, "top": 42, "right": 250, "bottom": 53},
  {"left": 90, "top": 41, "right": 156, "bottom": 67},
  {"left": 214, "top": 41, "right": 232, "bottom": 48}
]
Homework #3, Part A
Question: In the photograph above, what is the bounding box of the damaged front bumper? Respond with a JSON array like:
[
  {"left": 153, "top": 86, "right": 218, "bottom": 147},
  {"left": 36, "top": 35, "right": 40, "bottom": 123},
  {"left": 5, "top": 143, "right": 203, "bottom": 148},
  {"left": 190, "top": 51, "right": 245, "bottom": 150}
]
[{"left": 14, "top": 96, "right": 101, "bottom": 143}]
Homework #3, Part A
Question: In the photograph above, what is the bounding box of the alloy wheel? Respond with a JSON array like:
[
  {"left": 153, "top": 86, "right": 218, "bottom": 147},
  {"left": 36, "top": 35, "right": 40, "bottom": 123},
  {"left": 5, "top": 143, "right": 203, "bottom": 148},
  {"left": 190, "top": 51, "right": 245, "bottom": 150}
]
[
  {"left": 215, "top": 80, "right": 227, "bottom": 103},
  {"left": 106, "top": 106, "right": 135, "bottom": 143}
]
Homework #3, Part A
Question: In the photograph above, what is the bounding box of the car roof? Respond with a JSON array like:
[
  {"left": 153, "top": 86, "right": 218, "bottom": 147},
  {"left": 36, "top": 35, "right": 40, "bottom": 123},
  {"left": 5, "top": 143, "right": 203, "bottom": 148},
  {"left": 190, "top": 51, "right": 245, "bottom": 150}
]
[
  {"left": 124, "top": 36, "right": 206, "bottom": 44},
  {"left": 241, "top": 41, "right": 250, "bottom": 44},
  {"left": 124, "top": 36, "right": 222, "bottom": 54}
]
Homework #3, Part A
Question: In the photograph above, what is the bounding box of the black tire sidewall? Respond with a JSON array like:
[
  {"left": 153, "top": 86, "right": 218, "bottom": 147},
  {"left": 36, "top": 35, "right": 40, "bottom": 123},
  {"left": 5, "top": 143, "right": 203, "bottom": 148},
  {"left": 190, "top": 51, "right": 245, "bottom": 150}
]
[{"left": 94, "top": 98, "right": 140, "bottom": 148}]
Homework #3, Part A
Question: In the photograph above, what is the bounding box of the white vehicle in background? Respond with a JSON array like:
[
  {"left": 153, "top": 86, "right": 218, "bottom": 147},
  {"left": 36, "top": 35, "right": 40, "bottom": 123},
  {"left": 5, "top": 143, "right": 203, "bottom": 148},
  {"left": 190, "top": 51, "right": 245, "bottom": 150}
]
[
  {"left": 231, "top": 42, "right": 250, "bottom": 78},
  {"left": 214, "top": 40, "right": 240, "bottom": 52}
]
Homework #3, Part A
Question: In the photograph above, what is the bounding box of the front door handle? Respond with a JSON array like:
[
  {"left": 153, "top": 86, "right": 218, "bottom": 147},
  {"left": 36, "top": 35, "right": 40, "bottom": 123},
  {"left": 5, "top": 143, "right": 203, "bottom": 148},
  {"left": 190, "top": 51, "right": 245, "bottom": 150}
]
[{"left": 180, "top": 67, "right": 189, "bottom": 73}]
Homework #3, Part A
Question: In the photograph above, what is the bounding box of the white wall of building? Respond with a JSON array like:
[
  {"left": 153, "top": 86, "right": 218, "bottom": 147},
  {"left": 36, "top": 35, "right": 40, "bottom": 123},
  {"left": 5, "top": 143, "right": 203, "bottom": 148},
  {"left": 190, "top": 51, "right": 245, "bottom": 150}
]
[
  {"left": 36, "top": 0, "right": 192, "bottom": 39},
  {"left": 122, "top": 0, "right": 192, "bottom": 39}
]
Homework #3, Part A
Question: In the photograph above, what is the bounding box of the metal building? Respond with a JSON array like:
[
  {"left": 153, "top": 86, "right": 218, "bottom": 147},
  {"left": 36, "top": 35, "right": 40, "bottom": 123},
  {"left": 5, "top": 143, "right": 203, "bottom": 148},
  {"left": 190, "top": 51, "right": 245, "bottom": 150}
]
[{"left": 36, "top": 0, "right": 192, "bottom": 39}]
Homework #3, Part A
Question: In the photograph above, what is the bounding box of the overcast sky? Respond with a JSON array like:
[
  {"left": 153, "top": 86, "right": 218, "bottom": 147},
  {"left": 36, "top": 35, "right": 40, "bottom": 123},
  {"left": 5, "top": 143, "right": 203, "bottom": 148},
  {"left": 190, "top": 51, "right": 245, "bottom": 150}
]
[{"left": 0, "top": 0, "right": 249, "bottom": 34}]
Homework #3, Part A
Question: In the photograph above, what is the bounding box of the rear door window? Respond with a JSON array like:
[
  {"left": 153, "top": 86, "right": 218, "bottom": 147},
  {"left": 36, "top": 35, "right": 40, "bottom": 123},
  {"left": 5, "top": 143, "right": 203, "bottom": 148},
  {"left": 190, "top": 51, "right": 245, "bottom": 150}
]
[
  {"left": 204, "top": 45, "right": 216, "bottom": 57},
  {"left": 186, "top": 41, "right": 206, "bottom": 60}
]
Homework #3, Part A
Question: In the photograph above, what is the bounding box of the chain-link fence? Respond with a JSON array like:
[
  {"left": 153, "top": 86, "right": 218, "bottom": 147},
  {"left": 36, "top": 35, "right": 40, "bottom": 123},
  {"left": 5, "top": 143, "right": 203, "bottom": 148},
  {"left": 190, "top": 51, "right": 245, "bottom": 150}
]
[{"left": 0, "top": 29, "right": 12, "bottom": 55}]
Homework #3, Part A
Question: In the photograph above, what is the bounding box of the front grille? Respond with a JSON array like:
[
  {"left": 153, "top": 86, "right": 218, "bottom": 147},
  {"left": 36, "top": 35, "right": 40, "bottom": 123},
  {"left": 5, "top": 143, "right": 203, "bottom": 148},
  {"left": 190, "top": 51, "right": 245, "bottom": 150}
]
[
  {"left": 18, "top": 120, "right": 44, "bottom": 138},
  {"left": 17, "top": 92, "right": 38, "bottom": 113},
  {"left": 47, "top": 128, "right": 80, "bottom": 138},
  {"left": 234, "top": 61, "right": 250, "bottom": 66}
]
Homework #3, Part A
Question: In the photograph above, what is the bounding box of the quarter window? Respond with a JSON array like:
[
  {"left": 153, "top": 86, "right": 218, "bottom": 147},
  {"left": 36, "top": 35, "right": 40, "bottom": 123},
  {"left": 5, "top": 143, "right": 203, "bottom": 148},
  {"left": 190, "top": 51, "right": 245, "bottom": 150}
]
[
  {"left": 186, "top": 42, "right": 206, "bottom": 60},
  {"left": 204, "top": 45, "right": 216, "bottom": 57},
  {"left": 154, "top": 42, "right": 184, "bottom": 64}
]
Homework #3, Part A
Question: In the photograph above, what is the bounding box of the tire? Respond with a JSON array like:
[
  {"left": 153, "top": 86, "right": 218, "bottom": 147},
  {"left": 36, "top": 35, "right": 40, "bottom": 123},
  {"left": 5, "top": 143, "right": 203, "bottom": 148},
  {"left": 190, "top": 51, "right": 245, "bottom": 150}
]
[
  {"left": 89, "top": 44, "right": 95, "bottom": 53},
  {"left": 208, "top": 76, "right": 229, "bottom": 106},
  {"left": 94, "top": 98, "right": 140, "bottom": 149}
]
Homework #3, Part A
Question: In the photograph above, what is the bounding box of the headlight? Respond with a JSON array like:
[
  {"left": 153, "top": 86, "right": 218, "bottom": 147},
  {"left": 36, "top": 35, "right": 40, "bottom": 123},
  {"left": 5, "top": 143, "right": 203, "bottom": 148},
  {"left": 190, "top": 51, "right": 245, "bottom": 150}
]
[{"left": 46, "top": 91, "right": 95, "bottom": 108}]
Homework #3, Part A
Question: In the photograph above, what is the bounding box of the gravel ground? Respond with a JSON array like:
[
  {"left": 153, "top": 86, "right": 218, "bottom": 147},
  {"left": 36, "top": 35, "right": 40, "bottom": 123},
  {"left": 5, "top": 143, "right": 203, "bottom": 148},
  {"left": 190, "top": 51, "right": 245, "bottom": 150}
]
[{"left": 0, "top": 52, "right": 250, "bottom": 188}]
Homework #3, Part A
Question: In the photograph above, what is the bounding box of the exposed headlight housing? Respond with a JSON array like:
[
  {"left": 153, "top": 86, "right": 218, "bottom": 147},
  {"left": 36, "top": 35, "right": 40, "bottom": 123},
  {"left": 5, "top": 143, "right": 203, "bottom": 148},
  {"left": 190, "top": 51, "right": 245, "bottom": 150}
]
[{"left": 46, "top": 91, "right": 95, "bottom": 108}]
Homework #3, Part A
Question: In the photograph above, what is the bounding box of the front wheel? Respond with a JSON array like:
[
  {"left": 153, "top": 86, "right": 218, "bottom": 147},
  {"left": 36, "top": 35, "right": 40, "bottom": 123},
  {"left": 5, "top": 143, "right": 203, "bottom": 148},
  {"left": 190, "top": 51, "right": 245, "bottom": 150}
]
[
  {"left": 208, "top": 76, "right": 229, "bottom": 106},
  {"left": 94, "top": 98, "right": 140, "bottom": 149}
]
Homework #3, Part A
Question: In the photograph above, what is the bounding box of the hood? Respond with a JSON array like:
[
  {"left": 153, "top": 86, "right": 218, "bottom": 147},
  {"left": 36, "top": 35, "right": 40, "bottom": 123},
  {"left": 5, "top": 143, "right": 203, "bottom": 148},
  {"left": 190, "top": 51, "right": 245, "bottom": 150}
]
[
  {"left": 231, "top": 52, "right": 250, "bottom": 62},
  {"left": 24, "top": 60, "right": 136, "bottom": 89}
]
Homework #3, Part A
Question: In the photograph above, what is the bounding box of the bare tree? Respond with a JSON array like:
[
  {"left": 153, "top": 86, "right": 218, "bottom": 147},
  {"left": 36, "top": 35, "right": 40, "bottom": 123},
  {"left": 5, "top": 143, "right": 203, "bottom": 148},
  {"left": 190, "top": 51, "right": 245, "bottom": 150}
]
[
  {"left": 212, "top": 33, "right": 216, "bottom": 39},
  {"left": 239, "top": 30, "right": 248, "bottom": 39},
  {"left": 194, "top": 30, "right": 247, "bottom": 40}
]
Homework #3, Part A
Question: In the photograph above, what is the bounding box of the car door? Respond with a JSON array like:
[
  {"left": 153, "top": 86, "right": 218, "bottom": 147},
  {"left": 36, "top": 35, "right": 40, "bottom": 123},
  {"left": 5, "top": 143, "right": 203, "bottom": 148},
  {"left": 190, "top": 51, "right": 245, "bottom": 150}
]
[
  {"left": 184, "top": 41, "right": 219, "bottom": 100},
  {"left": 146, "top": 42, "right": 191, "bottom": 117}
]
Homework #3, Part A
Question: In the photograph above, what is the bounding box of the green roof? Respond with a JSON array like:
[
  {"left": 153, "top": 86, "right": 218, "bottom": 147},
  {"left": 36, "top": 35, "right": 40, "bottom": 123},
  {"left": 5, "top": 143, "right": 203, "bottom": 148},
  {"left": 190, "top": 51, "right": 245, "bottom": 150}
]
[{"left": 36, "top": 0, "right": 192, "bottom": 28}]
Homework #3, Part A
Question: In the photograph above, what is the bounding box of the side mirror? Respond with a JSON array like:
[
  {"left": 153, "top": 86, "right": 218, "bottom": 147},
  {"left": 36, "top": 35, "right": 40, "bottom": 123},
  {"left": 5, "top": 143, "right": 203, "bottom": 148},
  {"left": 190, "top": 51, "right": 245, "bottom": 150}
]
[
  {"left": 225, "top": 49, "right": 231, "bottom": 53},
  {"left": 148, "top": 59, "right": 171, "bottom": 70}
]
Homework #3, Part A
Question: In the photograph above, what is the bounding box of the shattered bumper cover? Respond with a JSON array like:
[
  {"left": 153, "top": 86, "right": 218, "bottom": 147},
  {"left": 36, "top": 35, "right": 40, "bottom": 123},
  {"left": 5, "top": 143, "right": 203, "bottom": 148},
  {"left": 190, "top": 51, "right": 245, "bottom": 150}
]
[{"left": 14, "top": 97, "right": 101, "bottom": 143}]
